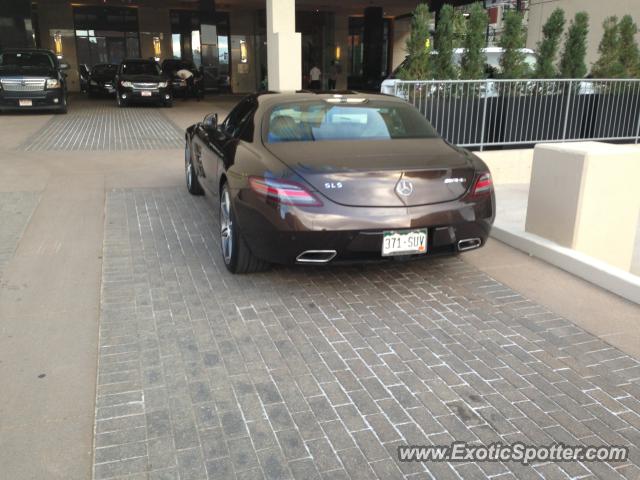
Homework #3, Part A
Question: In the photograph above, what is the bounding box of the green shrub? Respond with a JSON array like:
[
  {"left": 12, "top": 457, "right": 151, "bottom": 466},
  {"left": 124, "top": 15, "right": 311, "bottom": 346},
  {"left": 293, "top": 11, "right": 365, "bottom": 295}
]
[
  {"left": 433, "top": 4, "right": 458, "bottom": 79},
  {"left": 498, "top": 10, "right": 528, "bottom": 78},
  {"left": 559, "top": 12, "right": 589, "bottom": 78},
  {"left": 618, "top": 15, "right": 640, "bottom": 77},
  {"left": 592, "top": 16, "right": 623, "bottom": 77},
  {"left": 399, "top": 4, "right": 434, "bottom": 80},
  {"left": 534, "top": 8, "right": 565, "bottom": 78},
  {"left": 460, "top": 2, "right": 488, "bottom": 79}
]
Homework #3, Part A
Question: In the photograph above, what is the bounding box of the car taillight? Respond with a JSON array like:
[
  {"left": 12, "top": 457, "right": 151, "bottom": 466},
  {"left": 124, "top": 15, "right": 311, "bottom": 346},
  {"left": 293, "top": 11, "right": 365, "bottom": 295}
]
[
  {"left": 472, "top": 173, "right": 493, "bottom": 195},
  {"left": 249, "top": 176, "right": 322, "bottom": 207}
]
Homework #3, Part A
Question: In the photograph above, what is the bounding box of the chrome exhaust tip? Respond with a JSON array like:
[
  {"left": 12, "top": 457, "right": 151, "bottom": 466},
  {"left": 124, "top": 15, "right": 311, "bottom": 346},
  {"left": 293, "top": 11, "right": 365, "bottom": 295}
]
[
  {"left": 457, "top": 238, "right": 482, "bottom": 252},
  {"left": 296, "top": 250, "right": 337, "bottom": 264}
]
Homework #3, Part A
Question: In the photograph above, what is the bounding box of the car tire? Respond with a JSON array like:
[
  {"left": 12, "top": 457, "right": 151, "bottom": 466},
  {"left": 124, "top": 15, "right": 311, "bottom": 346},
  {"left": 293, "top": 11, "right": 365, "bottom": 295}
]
[
  {"left": 164, "top": 98, "right": 173, "bottom": 108},
  {"left": 185, "top": 141, "right": 204, "bottom": 196},
  {"left": 219, "top": 183, "right": 270, "bottom": 274},
  {"left": 56, "top": 95, "right": 68, "bottom": 114}
]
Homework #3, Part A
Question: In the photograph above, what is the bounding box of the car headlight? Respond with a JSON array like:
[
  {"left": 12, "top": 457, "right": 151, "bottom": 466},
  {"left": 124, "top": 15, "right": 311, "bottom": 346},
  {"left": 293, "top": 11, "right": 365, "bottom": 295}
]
[
  {"left": 46, "top": 78, "right": 61, "bottom": 89},
  {"left": 157, "top": 82, "right": 168, "bottom": 88},
  {"left": 120, "top": 81, "right": 133, "bottom": 88}
]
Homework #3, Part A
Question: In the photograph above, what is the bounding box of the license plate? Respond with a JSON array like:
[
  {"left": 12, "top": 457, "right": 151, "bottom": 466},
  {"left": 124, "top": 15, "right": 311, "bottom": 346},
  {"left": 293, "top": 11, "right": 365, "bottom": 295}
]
[
  {"left": 19, "top": 99, "right": 33, "bottom": 107},
  {"left": 382, "top": 229, "right": 428, "bottom": 256},
  {"left": 141, "top": 91, "right": 152, "bottom": 97}
]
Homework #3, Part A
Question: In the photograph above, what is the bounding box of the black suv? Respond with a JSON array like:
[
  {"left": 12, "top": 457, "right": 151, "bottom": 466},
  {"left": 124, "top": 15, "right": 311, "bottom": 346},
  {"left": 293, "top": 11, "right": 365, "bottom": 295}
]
[
  {"left": 0, "top": 48, "right": 69, "bottom": 113},
  {"left": 115, "top": 58, "right": 172, "bottom": 107},
  {"left": 87, "top": 64, "right": 118, "bottom": 97}
]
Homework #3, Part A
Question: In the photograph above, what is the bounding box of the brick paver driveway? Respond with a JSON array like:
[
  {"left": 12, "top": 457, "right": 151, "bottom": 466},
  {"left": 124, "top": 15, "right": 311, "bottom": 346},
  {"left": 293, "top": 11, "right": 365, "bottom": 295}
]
[{"left": 95, "top": 187, "right": 640, "bottom": 480}]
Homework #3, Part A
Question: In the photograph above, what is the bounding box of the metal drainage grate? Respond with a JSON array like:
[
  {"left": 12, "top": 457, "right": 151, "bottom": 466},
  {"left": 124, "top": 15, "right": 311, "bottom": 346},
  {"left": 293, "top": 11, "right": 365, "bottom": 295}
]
[{"left": 21, "top": 104, "right": 184, "bottom": 151}]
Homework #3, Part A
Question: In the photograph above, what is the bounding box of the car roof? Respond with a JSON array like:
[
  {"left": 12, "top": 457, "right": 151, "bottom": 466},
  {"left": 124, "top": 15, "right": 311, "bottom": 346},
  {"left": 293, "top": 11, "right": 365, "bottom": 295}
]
[
  {"left": 122, "top": 58, "right": 156, "bottom": 63},
  {"left": 0, "top": 48, "right": 55, "bottom": 55},
  {"left": 255, "top": 91, "right": 407, "bottom": 108}
]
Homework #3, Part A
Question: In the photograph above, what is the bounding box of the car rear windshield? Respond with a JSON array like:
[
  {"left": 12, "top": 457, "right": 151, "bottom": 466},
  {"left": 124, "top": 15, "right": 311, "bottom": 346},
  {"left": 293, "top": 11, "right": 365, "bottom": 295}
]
[
  {"left": 93, "top": 64, "right": 117, "bottom": 75},
  {"left": 0, "top": 52, "right": 54, "bottom": 70},
  {"left": 121, "top": 62, "right": 160, "bottom": 75},
  {"left": 266, "top": 100, "right": 438, "bottom": 143}
]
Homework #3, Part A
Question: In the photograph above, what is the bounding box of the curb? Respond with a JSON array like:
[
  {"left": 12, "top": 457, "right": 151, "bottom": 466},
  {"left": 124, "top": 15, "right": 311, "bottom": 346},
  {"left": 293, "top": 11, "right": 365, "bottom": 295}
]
[{"left": 491, "top": 225, "right": 640, "bottom": 305}]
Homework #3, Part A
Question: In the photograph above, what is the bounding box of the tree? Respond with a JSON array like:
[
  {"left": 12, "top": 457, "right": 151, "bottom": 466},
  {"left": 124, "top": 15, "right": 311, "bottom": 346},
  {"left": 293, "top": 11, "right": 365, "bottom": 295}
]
[
  {"left": 559, "top": 12, "right": 589, "bottom": 78},
  {"left": 433, "top": 4, "right": 457, "bottom": 79},
  {"left": 460, "top": 2, "right": 488, "bottom": 79},
  {"left": 498, "top": 9, "right": 528, "bottom": 78},
  {"left": 399, "top": 4, "right": 433, "bottom": 80},
  {"left": 618, "top": 15, "right": 640, "bottom": 77},
  {"left": 591, "top": 16, "right": 623, "bottom": 77},
  {"left": 452, "top": 8, "right": 468, "bottom": 48},
  {"left": 534, "top": 8, "right": 565, "bottom": 78}
]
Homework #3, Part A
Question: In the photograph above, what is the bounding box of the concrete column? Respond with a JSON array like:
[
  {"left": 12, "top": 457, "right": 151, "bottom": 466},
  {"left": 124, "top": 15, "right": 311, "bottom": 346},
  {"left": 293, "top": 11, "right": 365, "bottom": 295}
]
[
  {"left": 266, "top": 0, "right": 301, "bottom": 92},
  {"left": 363, "top": 7, "right": 384, "bottom": 84},
  {"left": 334, "top": 14, "right": 349, "bottom": 90}
]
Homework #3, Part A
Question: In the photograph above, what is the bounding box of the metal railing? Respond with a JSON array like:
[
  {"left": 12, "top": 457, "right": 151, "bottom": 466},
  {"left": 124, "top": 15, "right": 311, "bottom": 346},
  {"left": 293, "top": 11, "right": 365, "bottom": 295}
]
[{"left": 393, "top": 79, "right": 640, "bottom": 149}]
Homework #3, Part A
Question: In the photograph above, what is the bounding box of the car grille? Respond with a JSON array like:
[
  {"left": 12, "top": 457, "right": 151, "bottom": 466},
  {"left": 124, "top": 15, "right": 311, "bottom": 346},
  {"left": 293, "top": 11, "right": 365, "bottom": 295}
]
[
  {"left": 1, "top": 79, "right": 46, "bottom": 92},
  {"left": 132, "top": 82, "right": 158, "bottom": 90}
]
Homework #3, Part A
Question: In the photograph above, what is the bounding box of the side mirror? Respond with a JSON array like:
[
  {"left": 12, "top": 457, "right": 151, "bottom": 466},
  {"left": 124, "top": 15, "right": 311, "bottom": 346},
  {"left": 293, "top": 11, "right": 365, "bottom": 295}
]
[
  {"left": 60, "top": 63, "right": 70, "bottom": 70},
  {"left": 203, "top": 113, "right": 218, "bottom": 131}
]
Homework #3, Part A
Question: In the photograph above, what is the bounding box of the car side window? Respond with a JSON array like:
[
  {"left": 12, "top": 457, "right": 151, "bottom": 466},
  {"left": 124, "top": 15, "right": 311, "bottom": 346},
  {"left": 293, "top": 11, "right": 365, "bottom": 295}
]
[{"left": 221, "top": 99, "right": 256, "bottom": 141}]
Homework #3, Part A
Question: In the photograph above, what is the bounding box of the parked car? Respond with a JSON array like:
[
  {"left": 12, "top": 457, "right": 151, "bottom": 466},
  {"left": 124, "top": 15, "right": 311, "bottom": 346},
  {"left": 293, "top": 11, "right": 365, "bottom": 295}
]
[
  {"left": 184, "top": 92, "right": 495, "bottom": 273},
  {"left": 0, "top": 48, "right": 69, "bottom": 113},
  {"left": 380, "top": 47, "right": 537, "bottom": 97},
  {"left": 160, "top": 59, "right": 204, "bottom": 99},
  {"left": 115, "top": 58, "right": 172, "bottom": 107},
  {"left": 87, "top": 63, "right": 118, "bottom": 97}
]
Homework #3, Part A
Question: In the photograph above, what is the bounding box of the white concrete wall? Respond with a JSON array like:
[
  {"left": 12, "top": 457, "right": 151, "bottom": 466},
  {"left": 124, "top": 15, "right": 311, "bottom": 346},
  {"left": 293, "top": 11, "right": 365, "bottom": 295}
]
[
  {"left": 476, "top": 149, "right": 534, "bottom": 185},
  {"left": 524, "top": 142, "right": 640, "bottom": 272}
]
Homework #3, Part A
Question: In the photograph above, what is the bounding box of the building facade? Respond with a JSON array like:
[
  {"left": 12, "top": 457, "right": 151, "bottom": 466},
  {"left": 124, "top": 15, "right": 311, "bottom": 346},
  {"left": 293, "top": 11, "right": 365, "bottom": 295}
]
[
  {"left": 527, "top": 0, "right": 640, "bottom": 70},
  {"left": 2, "top": 0, "right": 424, "bottom": 93}
]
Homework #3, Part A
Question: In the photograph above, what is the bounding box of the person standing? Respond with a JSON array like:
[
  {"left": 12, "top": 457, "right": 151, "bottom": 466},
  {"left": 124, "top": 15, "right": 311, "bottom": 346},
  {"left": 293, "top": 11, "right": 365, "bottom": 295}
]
[
  {"left": 328, "top": 61, "right": 338, "bottom": 90},
  {"left": 176, "top": 67, "right": 195, "bottom": 100},
  {"left": 309, "top": 64, "right": 322, "bottom": 90}
]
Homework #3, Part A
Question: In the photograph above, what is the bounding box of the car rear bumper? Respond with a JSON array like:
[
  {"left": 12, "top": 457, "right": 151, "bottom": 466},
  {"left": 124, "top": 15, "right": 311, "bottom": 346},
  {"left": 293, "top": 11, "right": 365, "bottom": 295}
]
[
  {"left": 0, "top": 89, "right": 65, "bottom": 111},
  {"left": 233, "top": 190, "right": 495, "bottom": 265}
]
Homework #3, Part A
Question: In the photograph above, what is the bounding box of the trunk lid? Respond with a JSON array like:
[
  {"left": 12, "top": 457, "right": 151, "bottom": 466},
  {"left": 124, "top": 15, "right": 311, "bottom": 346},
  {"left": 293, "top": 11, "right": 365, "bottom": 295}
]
[{"left": 266, "top": 138, "right": 476, "bottom": 207}]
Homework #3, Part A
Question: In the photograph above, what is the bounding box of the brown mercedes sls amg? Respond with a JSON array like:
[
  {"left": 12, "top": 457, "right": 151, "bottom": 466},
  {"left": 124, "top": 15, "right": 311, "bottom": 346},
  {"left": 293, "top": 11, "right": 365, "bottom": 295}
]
[{"left": 185, "top": 92, "right": 495, "bottom": 273}]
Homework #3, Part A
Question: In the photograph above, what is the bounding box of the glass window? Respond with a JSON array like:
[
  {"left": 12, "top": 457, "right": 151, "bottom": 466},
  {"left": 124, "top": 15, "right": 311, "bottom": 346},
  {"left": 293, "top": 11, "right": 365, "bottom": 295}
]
[
  {"left": 191, "top": 30, "right": 201, "bottom": 67},
  {"left": 218, "top": 36, "right": 229, "bottom": 65},
  {"left": 0, "top": 51, "right": 55, "bottom": 69},
  {"left": 266, "top": 101, "right": 438, "bottom": 143},
  {"left": 222, "top": 99, "right": 255, "bottom": 139},
  {"left": 172, "top": 34, "right": 181, "bottom": 59}
]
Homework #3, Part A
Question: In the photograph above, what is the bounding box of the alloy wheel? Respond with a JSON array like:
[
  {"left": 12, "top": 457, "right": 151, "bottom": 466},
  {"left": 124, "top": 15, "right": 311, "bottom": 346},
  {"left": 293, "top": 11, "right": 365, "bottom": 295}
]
[{"left": 220, "top": 188, "right": 233, "bottom": 265}]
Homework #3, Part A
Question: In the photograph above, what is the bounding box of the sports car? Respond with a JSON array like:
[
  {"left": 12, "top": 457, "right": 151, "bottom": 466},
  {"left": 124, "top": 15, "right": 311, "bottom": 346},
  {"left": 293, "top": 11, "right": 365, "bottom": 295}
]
[{"left": 184, "top": 92, "right": 495, "bottom": 273}]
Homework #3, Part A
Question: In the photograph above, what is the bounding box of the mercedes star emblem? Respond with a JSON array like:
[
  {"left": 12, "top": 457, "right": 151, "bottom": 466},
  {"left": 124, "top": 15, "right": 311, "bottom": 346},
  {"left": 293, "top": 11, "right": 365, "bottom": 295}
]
[{"left": 396, "top": 179, "right": 414, "bottom": 197}]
